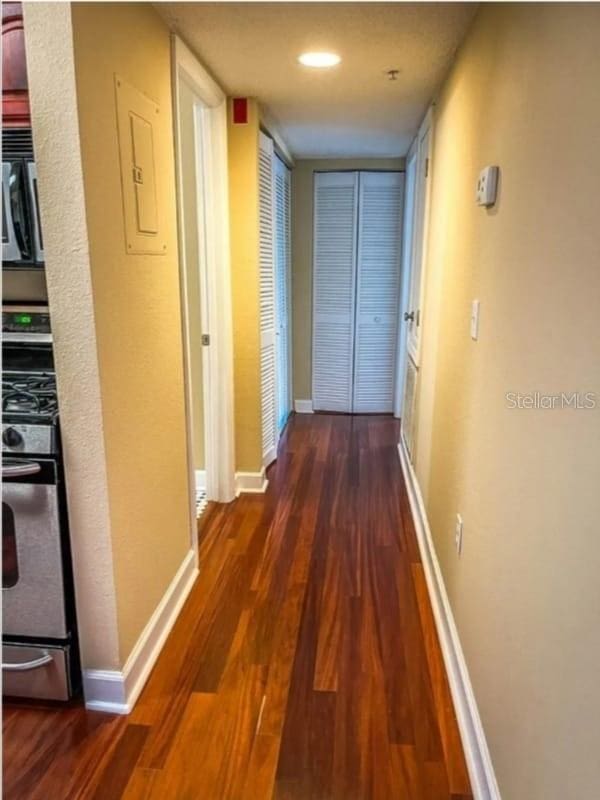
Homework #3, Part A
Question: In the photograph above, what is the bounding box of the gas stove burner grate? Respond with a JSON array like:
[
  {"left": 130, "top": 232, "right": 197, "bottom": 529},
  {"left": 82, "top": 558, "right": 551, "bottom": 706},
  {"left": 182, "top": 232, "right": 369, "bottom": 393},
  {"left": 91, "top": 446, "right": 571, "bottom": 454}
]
[{"left": 2, "top": 373, "right": 58, "bottom": 418}]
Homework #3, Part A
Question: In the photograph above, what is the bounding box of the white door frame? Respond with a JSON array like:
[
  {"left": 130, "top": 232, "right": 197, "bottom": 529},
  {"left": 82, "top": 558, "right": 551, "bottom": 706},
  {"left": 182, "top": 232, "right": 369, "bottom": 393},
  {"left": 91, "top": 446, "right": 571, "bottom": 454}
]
[
  {"left": 396, "top": 106, "right": 435, "bottom": 447},
  {"left": 285, "top": 164, "right": 293, "bottom": 428},
  {"left": 406, "top": 107, "right": 435, "bottom": 369},
  {"left": 394, "top": 138, "right": 418, "bottom": 417},
  {"left": 172, "top": 35, "right": 235, "bottom": 551},
  {"left": 274, "top": 155, "right": 292, "bottom": 434}
]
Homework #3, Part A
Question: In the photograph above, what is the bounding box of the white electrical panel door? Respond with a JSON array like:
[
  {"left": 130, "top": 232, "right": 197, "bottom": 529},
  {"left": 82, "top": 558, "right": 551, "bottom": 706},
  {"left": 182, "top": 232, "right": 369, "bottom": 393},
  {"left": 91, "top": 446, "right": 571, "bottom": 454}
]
[
  {"left": 353, "top": 172, "right": 404, "bottom": 413},
  {"left": 274, "top": 156, "right": 292, "bottom": 433},
  {"left": 259, "top": 132, "right": 277, "bottom": 467},
  {"left": 115, "top": 75, "right": 165, "bottom": 254},
  {"left": 312, "top": 172, "right": 359, "bottom": 413}
]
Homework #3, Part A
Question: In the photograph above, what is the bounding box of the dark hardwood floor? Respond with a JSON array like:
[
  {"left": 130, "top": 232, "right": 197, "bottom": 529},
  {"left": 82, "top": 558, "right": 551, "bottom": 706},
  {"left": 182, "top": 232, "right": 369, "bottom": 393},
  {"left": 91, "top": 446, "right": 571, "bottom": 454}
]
[{"left": 3, "top": 413, "right": 472, "bottom": 799}]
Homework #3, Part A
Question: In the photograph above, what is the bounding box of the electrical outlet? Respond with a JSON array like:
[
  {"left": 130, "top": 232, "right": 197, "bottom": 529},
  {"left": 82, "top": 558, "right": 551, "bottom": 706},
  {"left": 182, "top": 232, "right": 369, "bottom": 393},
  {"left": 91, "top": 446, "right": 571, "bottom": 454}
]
[
  {"left": 455, "top": 514, "right": 463, "bottom": 556},
  {"left": 476, "top": 166, "right": 499, "bottom": 207}
]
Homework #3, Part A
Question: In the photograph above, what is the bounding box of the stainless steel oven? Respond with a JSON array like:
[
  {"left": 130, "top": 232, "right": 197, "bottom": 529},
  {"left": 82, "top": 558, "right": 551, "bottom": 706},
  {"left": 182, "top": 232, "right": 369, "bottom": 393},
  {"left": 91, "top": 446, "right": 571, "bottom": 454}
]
[
  {"left": 2, "top": 129, "right": 44, "bottom": 268},
  {"left": 2, "top": 306, "right": 79, "bottom": 701},
  {"left": 3, "top": 458, "right": 67, "bottom": 640}
]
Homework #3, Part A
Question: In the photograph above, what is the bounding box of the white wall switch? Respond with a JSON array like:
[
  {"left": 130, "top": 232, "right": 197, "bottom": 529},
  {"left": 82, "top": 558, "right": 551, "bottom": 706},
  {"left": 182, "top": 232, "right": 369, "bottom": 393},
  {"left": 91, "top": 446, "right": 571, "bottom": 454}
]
[
  {"left": 455, "top": 514, "right": 463, "bottom": 556},
  {"left": 476, "top": 165, "right": 499, "bottom": 207},
  {"left": 470, "top": 299, "right": 480, "bottom": 340}
]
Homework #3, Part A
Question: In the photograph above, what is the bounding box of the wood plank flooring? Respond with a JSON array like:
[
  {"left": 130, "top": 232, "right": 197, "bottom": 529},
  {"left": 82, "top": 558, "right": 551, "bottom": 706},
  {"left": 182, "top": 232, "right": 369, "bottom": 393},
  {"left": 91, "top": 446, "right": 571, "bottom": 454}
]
[{"left": 3, "top": 414, "right": 472, "bottom": 799}]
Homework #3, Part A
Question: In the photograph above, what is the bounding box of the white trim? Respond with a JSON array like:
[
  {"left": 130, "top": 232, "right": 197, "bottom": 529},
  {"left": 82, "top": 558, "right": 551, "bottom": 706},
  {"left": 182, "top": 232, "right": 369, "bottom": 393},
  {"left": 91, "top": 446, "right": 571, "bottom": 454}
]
[
  {"left": 394, "top": 137, "right": 418, "bottom": 418},
  {"left": 235, "top": 469, "right": 269, "bottom": 496},
  {"left": 397, "top": 441, "right": 501, "bottom": 800},
  {"left": 406, "top": 106, "right": 434, "bottom": 369},
  {"left": 195, "top": 469, "right": 207, "bottom": 490},
  {"left": 173, "top": 36, "right": 224, "bottom": 107},
  {"left": 273, "top": 155, "right": 293, "bottom": 437},
  {"left": 294, "top": 399, "right": 314, "bottom": 414},
  {"left": 172, "top": 35, "right": 236, "bottom": 514},
  {"left": 83, "top": 549, "right": 198, "bottom": 715},
  {"left": 259, "top": 104, "right": 294, "bottom": 168},
  {"left": 263, "top": 446, "right": 277, "bottom": 469},
  {"left": 82, "top": 670, "right": 128, "bottom": 714}
]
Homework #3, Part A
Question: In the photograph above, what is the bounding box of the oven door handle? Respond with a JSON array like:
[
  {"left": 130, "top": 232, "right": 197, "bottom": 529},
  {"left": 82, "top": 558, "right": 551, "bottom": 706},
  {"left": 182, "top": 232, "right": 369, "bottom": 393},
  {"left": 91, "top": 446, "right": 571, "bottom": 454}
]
[
  {"left": 2, "top": 651, "right": 53, "bottom": 672},
  {"left": 9, "top": 162, "right": 32, "bottom": 261},
  {"left": 2, "top": 460, "right": 42, "bottom": 478}
]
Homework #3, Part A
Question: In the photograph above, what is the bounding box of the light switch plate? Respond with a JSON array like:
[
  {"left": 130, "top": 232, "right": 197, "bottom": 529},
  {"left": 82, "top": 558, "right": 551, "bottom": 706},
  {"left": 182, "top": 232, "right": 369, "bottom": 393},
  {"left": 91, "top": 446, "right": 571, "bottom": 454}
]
[
  {"left": 470, "top": 299, "right": 480, "bottom": 341},
  {"left": 476, "top": 166, "right": 499, "bottom": 207},
  {"left": 455, "top": 514, "right": 463, "bottom": 556}
]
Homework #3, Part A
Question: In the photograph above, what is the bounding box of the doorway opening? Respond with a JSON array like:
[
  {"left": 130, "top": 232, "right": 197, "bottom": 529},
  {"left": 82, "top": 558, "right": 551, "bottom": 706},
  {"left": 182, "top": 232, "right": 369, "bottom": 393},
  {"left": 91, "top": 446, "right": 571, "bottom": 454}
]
[
  {"left": 397, "top": 109, "right": 434, "bottom": 461},
  {"left": 172, "top": 36, "right": 236, "bottom": 555}
]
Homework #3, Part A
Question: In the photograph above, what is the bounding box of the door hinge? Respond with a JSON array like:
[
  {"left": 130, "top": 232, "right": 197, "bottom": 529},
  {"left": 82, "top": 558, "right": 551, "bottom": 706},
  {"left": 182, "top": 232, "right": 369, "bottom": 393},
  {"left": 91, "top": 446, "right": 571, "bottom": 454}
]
[
  {"left": 201, "top": 334, "right": 210, "bottom": 346},
  {"left": 424, "top": 158, "right": 429, "bottom": 178},
  {"left": 416, "top": 309, "right": 421, "bottom": 327}
]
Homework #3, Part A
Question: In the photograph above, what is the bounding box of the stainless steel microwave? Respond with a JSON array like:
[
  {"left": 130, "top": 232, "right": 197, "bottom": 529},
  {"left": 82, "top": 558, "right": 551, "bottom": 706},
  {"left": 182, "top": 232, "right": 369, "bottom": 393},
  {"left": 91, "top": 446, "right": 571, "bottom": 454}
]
[{"left": 2, "top": 129, "right": 44, "bottom": 268}]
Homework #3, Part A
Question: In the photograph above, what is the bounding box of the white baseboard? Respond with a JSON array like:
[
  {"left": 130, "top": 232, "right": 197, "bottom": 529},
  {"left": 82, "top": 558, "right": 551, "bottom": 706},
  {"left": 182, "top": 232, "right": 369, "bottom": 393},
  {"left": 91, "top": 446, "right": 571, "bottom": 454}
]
[
  {"left": 195, "top": 469, "right": 206, "bottom": 491},
  {"left": 235, "top": 468, "right": 268, "bottom": 496},
  {"left": 294, "top": 399, "right": 313, "bottom": 414},
  {"left": 83, "top": 548, "right": 198, "bottom": 714},
  {"left": 397, "top": 442, "right": 501, "bottom": 800},
  {"left": 263, "top": 446, "right": 277, "bottom": 469}
]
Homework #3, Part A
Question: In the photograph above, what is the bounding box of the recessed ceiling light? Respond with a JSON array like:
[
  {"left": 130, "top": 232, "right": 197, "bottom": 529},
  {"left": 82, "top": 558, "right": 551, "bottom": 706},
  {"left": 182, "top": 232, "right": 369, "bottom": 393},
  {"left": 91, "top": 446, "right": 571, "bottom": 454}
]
[{"left": 298, "top": 52, "right": 341, "bottom": 69}]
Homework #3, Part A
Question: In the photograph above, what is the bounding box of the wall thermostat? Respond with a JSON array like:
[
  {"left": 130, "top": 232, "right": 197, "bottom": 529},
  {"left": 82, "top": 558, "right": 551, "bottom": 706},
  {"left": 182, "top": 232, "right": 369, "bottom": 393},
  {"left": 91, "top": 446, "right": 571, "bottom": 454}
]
[{"left": 476, "top": 166, "right": 499, "bottom": 207}]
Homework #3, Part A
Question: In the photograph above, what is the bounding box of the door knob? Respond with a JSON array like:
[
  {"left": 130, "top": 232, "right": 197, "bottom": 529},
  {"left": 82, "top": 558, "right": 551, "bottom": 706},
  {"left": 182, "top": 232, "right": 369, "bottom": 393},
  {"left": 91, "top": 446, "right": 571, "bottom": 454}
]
[{"left": 404, "top": 311, "right": 415, "bottom": 322}]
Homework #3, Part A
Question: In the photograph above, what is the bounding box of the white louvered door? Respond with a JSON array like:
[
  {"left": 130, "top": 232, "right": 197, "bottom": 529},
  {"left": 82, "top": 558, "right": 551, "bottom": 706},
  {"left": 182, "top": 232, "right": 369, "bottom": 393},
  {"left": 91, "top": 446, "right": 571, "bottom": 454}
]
[
  {"left": 312, "top": 171, "right": 403, "bottom": 414},
  {"left": 259, "top": 132, "right": 277, "bottom": 466},
  {"left": 353, "top": 172, "right": 404, "bottom": 412},
  {"left": 274, "top": 156, "right": 292, "bottom": 433},
  {"left": 312, "top": 172, "right": 359, "bottom": 412}
]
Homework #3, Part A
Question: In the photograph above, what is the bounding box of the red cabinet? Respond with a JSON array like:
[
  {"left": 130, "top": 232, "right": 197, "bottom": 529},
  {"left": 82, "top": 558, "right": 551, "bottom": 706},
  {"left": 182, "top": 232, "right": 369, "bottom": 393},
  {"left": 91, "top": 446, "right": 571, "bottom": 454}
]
[{"left": 2, "top": 3, "right": 30, "bottom": 127}]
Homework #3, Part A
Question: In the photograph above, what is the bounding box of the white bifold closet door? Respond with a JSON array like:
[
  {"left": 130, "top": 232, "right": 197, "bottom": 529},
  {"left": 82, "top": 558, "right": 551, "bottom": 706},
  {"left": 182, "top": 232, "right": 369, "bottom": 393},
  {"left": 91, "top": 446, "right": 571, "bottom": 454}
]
[
  {"left": 259, "top": 132, "right": 277, "bottom": 466},
  {"left": 353, "top": 171, "right": 404, "bottom": 412},
  {"left": 313, "top": 171, "right": 404, "bottom": 413},
  {"left": 274, "top": 155, "right": 292, "bottom": 433},
  {"left": 312, "top": 172, "right": 359, "bottom": 412}
]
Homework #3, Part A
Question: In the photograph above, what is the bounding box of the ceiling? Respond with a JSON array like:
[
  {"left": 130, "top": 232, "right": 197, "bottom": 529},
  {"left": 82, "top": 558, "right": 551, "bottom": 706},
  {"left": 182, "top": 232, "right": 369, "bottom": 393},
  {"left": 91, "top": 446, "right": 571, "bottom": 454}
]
[{"left": 155, "top": 2, "right": 477, "bottom": 159}]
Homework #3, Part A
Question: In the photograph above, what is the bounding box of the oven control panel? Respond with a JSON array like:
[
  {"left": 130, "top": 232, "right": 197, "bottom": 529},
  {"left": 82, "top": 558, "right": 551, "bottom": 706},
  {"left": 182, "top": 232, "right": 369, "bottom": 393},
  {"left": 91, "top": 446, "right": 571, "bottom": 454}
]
[
  {"left": 2, "top": 306, "right": 51, "bottom": 335},
  {"left": 1, "top": 424, "right": 55, "bottom": 455}
]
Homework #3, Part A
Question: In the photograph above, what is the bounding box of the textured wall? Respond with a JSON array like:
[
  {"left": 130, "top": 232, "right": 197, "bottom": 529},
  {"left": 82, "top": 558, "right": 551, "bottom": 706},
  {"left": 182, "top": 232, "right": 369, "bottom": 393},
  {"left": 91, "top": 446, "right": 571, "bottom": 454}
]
[
  {"left": 227, "top": 98, "right": 262, "bottom": 472},
  {"left": 291, "top": 158, "right": 405, "bottom": 400},
  {"left": 414, "top": 5, "right": 600, "bottom": 797},
  {"left": 70, "top": 2, "right": 192, "bottom": 663},
  {"left": 23, "top": 2, "right": 121, "bottom": 669}
]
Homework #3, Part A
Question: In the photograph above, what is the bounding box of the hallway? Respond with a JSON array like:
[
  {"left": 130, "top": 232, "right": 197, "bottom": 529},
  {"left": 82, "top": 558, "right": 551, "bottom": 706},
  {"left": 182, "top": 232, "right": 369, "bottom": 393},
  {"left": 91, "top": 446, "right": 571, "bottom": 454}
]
[{"left": 3, "top": 414, "right": 471, "bottom": 799}]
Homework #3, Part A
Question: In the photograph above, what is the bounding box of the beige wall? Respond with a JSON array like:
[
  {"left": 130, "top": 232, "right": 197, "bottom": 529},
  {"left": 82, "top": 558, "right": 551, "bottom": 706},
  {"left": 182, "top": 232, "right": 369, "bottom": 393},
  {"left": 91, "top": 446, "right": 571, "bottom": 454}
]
[
  {"left": 178, "top": 77, "right": 204, "bottom": 471},
  {"left": 414, "top": 4, "right": 600, "bottom": 798},
  {"left": 227, "top": 98, "right": 262, "bottom": 472},
  {"left": 291, "top": 158, "right": 404, "bottom": 400},
  {"left": 71, "top": 2, "right": 192, "bottom": 662}
]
